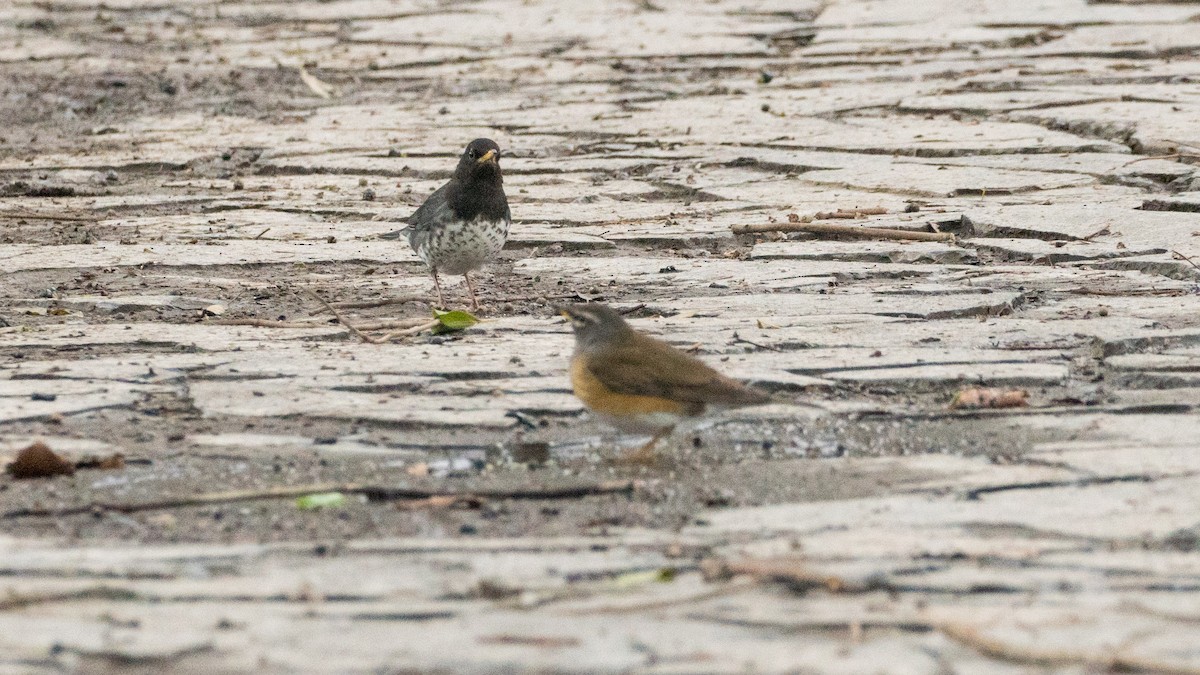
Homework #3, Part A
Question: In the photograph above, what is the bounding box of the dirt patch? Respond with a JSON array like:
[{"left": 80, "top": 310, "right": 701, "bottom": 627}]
[{"left": 0, "top": 409, "right": 1036, "bottom": 544}]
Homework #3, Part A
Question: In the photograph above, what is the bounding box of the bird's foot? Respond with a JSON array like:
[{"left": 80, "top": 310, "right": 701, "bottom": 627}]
[{"left": 606, "top": 430, "right": 670, "bottom": 468}]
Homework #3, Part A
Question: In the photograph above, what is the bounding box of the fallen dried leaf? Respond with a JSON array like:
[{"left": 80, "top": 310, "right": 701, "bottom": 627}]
[
  {"left": 949, "top": 387, "right": 1028, "bottom": 410},
  {"left": 146, "top": 513, "right": 177, "bottom": 529},
  {"left": 394, "top": 495, "right": 482, "bottom": 510},
  {"left": 405, "top": 462, "right": 430, "bottom": 477},
  {"left": 298, "top": 67, "right": 335, "bottom": 99},
  {"left": 6, "top": 442, "right": 75, "bottom": 479},
  {"left": 74, "top": 453, "right": 126, "bottom": 470},
  {"left": 511, "top": 441, "right": 550, "bottom": 465}
]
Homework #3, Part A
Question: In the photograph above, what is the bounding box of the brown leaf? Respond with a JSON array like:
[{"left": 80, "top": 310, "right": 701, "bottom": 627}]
[
  {"left": 74, "top": 453, "right": 126, "bottom": 471},
  {"left": 949, "top": 387, "right": 1028, "bottom": 410},
  {"left": 511, "top": 441, "right": 550, "bottom": 465},
  {"left": 6, "top": 442, "right": 75, "bottom": 479},
  {"left": 394, "top": 495, "right": 482, "bottom": 510}
]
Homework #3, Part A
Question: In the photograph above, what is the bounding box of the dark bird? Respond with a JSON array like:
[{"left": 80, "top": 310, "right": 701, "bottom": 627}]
[
  {"left": 558, "top": 303, "right": 770, "bottom": 459},
  {"left": 401, "top": 138, "right": 510, "bottom": 309}
]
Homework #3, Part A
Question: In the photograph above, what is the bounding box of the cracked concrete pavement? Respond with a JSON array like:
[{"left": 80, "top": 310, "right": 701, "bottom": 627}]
[{"left": 2, "top": 0, "right": 1200, "bottom": 672}]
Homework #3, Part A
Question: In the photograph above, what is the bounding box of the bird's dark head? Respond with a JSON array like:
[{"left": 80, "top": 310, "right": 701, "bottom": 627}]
[
  {"left": 455, "top": 138, "right": 503, "bottom": 184},
  {"left": 556, "top": 303, "right": 632, "bottom": 352}
]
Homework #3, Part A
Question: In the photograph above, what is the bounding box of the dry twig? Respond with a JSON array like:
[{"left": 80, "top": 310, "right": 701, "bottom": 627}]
[
  {"left": 937, "top": 621, "right": 1200, "bottom": 675},
  {"left": 212, "top": 317, "right": 437, "bottom": 331},
  {"left": 302, "top": 288, "right": 381, "bottom": 343},
  {"left": 213, "top": 318, "right": 332, "bottom": 328},
  {"left": 704, "top": 556, "right": 1200, "bottom": 673},
  {"left": 0, "top": 587, "right": 140, "bottom": 611},
  {"left": 732, "top": 221, "right": 955, "bottom": 242},
  {"left": 814, "top": 207, "right": 888, "bottom": 219},
  {"left": 330, "top": 296, "right": 430, "bottom": 310},
  {"left": 332, "top": 292, "right": 588, "bottom": 311},
  {"left": 1170, "top": 250, "right": 1200, "bottom": 273},
  {"left": 3, "top": 210, "right": 94, "bottom": 222},
  {"left": 701, "top": 556, "right": 886, "bottom": 593},
  {"left": 374, "top": 319, "right": 440, "bottom": 342},
  {"left": 2, "top": 480, "right": 638, "bottom": 518},
  {"left": 1122, "top": 153, "right": 1200, "bottom": 166},
  {"left": 355, "top": 318, "right": 441, "bottom": 331},
  {"left": 1123, "top": 140, "right": 1200, "bottom": 166}
]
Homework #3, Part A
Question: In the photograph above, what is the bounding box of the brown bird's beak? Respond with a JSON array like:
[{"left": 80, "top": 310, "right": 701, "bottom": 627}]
[
  {"left": 553, "top": 304, "right": 573, "bottom": 320},
  {"left": 476, "top": 149, "right": 498, "bottom": 164}
]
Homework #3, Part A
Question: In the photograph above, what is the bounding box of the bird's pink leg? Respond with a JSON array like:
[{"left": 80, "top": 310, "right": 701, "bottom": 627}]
[
  {"left": 464, "top": 271, "right": 480, "bottom": 310},
  {"left": 431, "top": 269, "right": 446, "bottom": 309}
]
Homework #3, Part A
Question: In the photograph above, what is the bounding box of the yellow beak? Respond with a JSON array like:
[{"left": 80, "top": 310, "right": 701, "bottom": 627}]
[{"left": 476, "top": 149, "right": 498, "bottom": 164}]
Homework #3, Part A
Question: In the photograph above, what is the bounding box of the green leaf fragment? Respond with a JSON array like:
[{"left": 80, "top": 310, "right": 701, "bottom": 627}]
[
  {"left": 432, "top": 309, "right": 479, "bottom": 333},
  {"left": 295, "top": 492, "right": 346, "bottom": 510},
  {"left": 611, "top": 567, "right": 678, "bottom": 588}
]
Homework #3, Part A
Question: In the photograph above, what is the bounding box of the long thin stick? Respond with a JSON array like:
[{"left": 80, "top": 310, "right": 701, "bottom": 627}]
[
  {"left": 0, "top": 587, "right": 141, "bottom": 611},
  {"left": 1123, "top": 152, "right": 1200, "bottom": 166},
  {"left": 213, "top": 318, "right": 331, "bottom": 328},
  {"left": 731, "top": 222, "right": 955, "bottom": 242},
  {"left": 331, "top": 296, "right": 430, "bottom": 310},
  {"left": 1, "top": 210, "right": 94, "bottom": 222},
  {"left": 212, "top": 317, "right": 433, "bottom": 331},
  {"left": 356, "top": 318, "right": 439, "bottom": 331},
  {"left": 374, "top": 319, "right": 439, "bottom": 342},
  {"left": 705, "top": 556, "right": 885, "bottom": 593},
  {"left": 937, "top": 622, "right": 1200, "bottom": 675},
  {"left": 707, "top": 559, "right": 1200, "bottom": 673},
  {"left": 331, "top": 292, "right": 588, "bottom": 311},
  {"left": 302, "top": 288, "right": 381, "bottom": 343},
  {"left": 1171, "top": 250, "right": 1200, "bottom": 273},
  {"left": 2, "top": 480, "right": 638, "bottom": 518},
  {"left": 814, "top": 207, "right": 888, "bottom": 219}
]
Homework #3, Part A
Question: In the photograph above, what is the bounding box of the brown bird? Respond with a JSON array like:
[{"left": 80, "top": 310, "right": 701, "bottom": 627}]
[{"left": 558, "top": 303, "right": 770, "bottom": 459}]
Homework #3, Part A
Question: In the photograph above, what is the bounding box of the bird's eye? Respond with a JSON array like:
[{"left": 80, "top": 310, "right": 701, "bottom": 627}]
[{"left": 467, "top": 148, "right": 476, "bottom": 159}]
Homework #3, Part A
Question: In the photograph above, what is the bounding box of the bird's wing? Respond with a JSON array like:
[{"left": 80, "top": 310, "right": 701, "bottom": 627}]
[
  {"left": 405, "top": 184, "right": 454, "bottom": 233},
  {"left": 588, "top": 340, "right": 769, "bottom": 407}
]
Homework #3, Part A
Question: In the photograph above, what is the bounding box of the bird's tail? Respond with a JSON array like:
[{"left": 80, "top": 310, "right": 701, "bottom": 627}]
[{"left": 375, "top": 227, "right": 408, "bottom": 241}]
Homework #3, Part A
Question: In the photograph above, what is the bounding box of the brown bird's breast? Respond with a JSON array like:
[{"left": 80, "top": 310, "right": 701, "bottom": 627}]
[{"left": 570, "top": 356, "right": 694, "bottom": 434}]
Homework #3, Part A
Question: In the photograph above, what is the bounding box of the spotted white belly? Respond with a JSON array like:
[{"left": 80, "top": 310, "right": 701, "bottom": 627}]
[{"left": 416, "top": 218, "right": 509, "bottom": 276}]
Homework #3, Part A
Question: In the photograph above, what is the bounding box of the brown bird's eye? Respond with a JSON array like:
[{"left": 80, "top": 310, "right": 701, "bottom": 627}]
[{"left": 467, "top": 148, "right": 476, "bottom": 159}]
